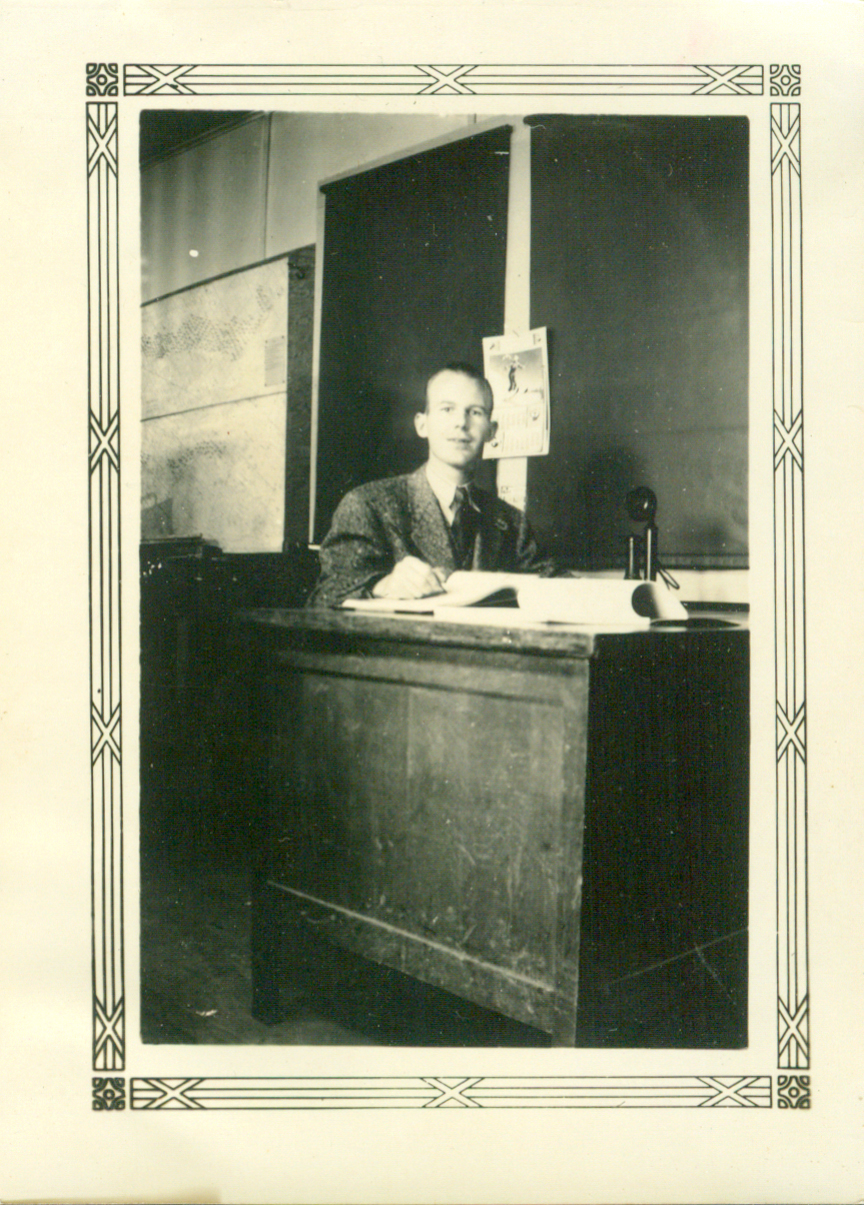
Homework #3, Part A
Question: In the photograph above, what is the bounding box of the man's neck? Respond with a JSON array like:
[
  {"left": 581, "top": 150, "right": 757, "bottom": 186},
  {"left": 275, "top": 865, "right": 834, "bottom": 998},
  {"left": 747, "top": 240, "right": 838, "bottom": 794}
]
[{"left": 425, "top": 455, "right": 475, "bottom": 488}]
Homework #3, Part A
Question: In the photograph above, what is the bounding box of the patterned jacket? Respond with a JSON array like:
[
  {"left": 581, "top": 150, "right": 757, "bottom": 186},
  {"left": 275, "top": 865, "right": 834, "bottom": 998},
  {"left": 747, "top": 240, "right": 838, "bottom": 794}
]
[{"left": 307, "top": 466, "right": 553, "bottom": 607}]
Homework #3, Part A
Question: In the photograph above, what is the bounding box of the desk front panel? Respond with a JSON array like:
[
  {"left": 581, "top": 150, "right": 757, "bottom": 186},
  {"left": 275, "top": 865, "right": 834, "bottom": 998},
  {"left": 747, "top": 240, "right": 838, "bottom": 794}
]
[{"left": 265, "top": 640, "right": 590, "bottom": 1034}]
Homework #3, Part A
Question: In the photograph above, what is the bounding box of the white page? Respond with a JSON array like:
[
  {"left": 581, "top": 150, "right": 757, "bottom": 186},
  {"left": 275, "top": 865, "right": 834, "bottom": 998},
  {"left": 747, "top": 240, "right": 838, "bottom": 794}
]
[{"left": 2, "top": 3, "right": 863, "bottom": 1202}]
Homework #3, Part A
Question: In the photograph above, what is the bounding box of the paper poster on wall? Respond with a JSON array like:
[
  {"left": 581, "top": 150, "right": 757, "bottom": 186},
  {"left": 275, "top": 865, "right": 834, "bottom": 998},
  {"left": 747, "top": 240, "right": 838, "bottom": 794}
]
[
  {"left": 482, "top": 327, "right": 551, "bottom": 459},
  {"left": 140, "top": 257, "right": 290, "bottom": 552}
]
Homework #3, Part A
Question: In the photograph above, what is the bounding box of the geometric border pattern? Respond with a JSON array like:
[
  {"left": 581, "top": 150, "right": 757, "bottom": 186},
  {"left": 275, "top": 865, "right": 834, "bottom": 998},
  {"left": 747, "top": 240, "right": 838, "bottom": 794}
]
[
  {"left": 88, "top": 62, "right": 809, "bottom": 1108},
  {"left": 771, "top": 101, "right": 809, "bottom": 1070},
  {"left": 88, "top": 100, "right": 124, "bottom": 1071},
  {"left": 87, "top": 63, "right": 119, "bottom": 97},
  {"left": 131, "top": 1076, "right": 773, "bottom": 1109},
  {"left": 124, "top": 63, "right": 763, "bottom": 96},
  {"left": 776, "top": 1075, "right": 811, "bottom": 1108},
  {"left": 770, "top": 65, "right": 801, "bottom": 97},
  {"left": 93, "top": 1077, "right": 127, "bottom": 1110}
]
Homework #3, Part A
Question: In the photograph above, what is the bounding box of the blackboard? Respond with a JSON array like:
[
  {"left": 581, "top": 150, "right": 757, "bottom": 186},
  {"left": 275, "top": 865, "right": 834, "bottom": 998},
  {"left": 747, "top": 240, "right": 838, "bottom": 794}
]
[
  {"left": 313, "top": 124, "right": 511, "bottom": 543},
  {"left": 528, "top": 115, "right": 749, "bottom": 568}
]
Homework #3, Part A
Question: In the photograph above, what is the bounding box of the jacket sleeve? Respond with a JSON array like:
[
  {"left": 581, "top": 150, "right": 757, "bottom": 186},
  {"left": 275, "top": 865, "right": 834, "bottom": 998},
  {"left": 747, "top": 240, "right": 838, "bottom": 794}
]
[
  {"left": 305, "top": 489, "right": 396, "bottom": 607},
  {"left": 508, "top": 507, "right": 559, "bottom": 577}
]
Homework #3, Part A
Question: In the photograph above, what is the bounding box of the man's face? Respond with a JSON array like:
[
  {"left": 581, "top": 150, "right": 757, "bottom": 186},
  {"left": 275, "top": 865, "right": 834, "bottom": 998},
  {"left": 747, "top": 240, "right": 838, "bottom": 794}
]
[{"left": 415, "top": 370, "right": 497, "bottom": 473}]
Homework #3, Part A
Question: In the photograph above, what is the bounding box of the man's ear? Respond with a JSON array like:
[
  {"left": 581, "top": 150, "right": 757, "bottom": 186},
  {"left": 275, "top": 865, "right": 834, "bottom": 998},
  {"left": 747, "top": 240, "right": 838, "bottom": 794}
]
[
  {"left": 485, "top": 419, "right": 498, "bottom": 443},
  {"left": 414, "top": 411, "right": 428, "bottom": 439}
]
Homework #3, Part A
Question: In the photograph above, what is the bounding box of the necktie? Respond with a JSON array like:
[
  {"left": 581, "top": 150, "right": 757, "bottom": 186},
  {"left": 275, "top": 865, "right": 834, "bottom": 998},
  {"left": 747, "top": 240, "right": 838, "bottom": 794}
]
[{"left": 451, "top": 485, "right": 478, "bottom": 568}]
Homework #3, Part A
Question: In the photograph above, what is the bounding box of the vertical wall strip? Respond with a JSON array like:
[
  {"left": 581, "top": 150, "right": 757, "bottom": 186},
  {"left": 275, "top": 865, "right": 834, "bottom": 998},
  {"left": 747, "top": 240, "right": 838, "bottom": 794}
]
[
  {"left": 771, "top": 102, "right": 808, "bottom": 1070},
  {"left": 495, "top": 118, "right": 531, "bottom": 512},
  {"left": 88, "top": 100, "right": 124, "bottom": 1071}
]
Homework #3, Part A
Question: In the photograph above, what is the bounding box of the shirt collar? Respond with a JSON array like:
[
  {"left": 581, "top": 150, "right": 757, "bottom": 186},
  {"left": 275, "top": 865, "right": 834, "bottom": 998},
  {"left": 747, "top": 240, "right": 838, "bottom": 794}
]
[{"left": 424, "top": 461, "right": 478, "bottom": 523}]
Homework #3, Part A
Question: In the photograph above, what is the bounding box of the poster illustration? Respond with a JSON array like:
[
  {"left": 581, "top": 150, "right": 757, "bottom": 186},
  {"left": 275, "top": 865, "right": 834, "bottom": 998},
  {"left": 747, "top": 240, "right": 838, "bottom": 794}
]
[{"left": 482, "top": 327, "right": 550, "bottom": 458}]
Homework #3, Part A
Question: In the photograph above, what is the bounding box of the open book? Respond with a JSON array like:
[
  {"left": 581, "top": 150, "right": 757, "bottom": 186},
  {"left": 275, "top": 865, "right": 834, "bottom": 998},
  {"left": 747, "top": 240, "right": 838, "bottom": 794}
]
[
  {"left": 341, "top": 571, "right": 538, "bottom": 613},
  {"left": 341, "top": 571, "right": 689, "bottom": 623}
]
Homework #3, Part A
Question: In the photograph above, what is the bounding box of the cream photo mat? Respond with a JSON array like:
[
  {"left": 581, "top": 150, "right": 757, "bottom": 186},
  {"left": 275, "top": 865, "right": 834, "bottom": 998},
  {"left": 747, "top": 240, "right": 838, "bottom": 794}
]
[{"left": 2, "top": 2, "right": 863, "bottom": 1202}]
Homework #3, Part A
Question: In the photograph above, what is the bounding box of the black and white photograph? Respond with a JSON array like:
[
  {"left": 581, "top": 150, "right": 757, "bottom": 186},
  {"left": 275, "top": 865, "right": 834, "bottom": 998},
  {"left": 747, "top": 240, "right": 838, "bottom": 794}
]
[
  {"left": 139, "top": 108, "right": 750, "bottom": 1051},
  {"left": 3, "top": 3, "right": 864, "bottom": 1201}
]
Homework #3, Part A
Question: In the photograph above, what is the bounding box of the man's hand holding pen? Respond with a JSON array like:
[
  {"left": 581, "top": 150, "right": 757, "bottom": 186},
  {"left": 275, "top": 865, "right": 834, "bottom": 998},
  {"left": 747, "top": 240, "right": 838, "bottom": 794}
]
[{"left": 371, "top": 556, "right": 449, "bottom": 600}]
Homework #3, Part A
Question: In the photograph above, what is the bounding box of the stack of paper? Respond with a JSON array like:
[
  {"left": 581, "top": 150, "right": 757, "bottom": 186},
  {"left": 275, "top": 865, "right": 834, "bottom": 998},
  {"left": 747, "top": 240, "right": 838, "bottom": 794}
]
[{"left": 517, "top": 578, "right": 688, "bottom": 625}]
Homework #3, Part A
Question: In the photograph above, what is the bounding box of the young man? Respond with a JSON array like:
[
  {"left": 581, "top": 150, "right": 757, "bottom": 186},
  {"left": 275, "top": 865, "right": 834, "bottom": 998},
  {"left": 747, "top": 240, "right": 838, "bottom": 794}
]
[{"left": 306, "top": 363, "right": 553, "bottom": 607}]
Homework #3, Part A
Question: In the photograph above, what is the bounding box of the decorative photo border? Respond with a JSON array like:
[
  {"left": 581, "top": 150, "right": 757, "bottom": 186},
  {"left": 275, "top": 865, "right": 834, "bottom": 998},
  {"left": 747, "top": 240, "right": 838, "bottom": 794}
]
[{"left": 87, "top": 62, "right": 808, "bottom": 1110}]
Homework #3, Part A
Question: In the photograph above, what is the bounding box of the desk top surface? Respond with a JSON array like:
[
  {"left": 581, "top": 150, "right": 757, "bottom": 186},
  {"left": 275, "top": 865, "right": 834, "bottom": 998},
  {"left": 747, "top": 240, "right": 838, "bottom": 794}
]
[{"left": 238, "top": 605, "right": 747, "bottom": 659}]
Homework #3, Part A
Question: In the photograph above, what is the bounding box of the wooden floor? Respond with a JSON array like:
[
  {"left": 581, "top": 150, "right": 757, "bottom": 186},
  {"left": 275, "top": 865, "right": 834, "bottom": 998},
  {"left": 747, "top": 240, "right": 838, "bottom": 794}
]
[
  {"left": 141, "top": 859, "right": 366, "bottom": 1045},
  {"left": 141, "top": 856, "right": 551, "bottom": 1047},
  {"left": 139, "top": 749, "right": 549, "bottom": 1048}
]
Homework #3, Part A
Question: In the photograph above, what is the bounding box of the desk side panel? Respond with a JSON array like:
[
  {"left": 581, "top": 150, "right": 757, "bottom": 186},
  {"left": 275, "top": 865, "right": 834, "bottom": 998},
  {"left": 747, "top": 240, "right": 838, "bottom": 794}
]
[{"left": 576, "top": 630, "right": 750, "bottom": 1048}]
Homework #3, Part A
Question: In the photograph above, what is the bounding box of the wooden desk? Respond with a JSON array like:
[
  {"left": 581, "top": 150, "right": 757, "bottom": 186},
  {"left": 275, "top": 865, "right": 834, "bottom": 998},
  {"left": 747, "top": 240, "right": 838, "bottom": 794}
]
[{"left": 240, "top": 608, "right": 749, "bottom": 1047}]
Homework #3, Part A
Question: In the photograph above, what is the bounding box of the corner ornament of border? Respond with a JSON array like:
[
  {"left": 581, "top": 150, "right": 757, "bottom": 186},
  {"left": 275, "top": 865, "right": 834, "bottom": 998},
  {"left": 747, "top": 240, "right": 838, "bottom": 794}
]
[
  {"left": 87, "top": 63, "right": 119, "bottom": 96},
  {"left": 92, "top": 1077, "right": 126, "bottom": 1111},
  {"left": 777, "top": 1075, "right": 811, "bottom": 1109},
  {"left": 770, "top": 64, "right": 801, "bottom": 96}
]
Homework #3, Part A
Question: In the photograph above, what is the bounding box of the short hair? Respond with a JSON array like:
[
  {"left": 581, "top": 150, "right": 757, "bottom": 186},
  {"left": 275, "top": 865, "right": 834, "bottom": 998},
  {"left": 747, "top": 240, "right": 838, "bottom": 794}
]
[{"left": 425, "top": 362, "right": 494, "bottom": 413}]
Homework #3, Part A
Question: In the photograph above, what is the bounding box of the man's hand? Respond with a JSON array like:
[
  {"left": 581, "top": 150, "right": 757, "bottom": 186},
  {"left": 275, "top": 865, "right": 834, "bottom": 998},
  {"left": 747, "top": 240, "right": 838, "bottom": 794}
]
[{"left": 371, "top": 556, "right": 447, "bottom": 600}]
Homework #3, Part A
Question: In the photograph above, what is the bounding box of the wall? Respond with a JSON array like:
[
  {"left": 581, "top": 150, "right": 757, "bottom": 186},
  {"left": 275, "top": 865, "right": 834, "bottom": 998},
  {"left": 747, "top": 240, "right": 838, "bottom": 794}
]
[
  {"left": 141, "top": 112, "right": 475, "bottom": 303},
  {"left": 141, "top": 112, "right": 477, "bottom": 552},
  {"left": 141, "top": 258, "right": 291, "bottom": 553},
  {"left": 141, "top": 115, "right": 269, "bottom": 303}
]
